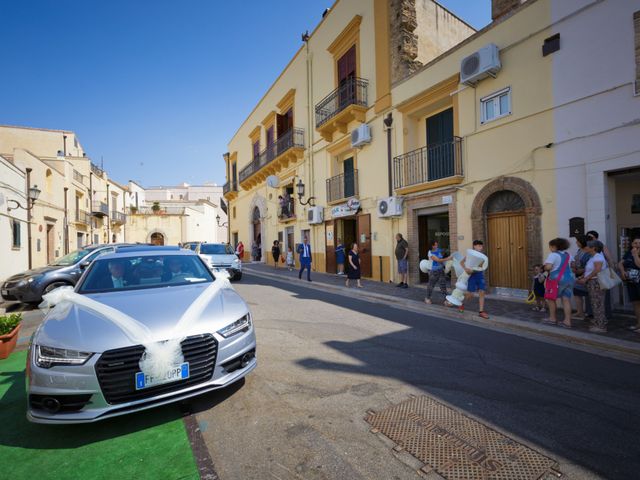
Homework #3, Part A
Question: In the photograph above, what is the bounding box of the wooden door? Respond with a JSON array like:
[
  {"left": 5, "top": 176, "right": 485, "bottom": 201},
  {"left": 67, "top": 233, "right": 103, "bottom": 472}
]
[
  {"left": 46, "top": 224, "right": 55, "bottom": 264},
  {"left": 487, "top": 212, "right": 527, "bottom": 290},
  {"left": 357, "top": 214, "right": 372, "bottom": 278},
  {"left": 337, "top": 45, "right": 356, "bottom": 106},
  {"left": 426, "top": 108, "right": 454, "bottom": 181},
  {"left": 325, "top": 220, "right": 336, "bottom": 274}
]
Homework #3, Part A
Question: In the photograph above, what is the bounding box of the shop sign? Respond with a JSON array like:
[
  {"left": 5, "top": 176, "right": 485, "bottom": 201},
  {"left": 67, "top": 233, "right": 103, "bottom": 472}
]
[
  {"left": 331, "top": 198, "right": 360, "bottom": 218},
  {"left": 441, "top": 195, "right": 453, "bottom": 205}
]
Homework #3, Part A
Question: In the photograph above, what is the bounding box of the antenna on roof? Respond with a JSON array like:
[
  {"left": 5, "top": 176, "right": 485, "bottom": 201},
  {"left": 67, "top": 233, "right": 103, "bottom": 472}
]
[
  {"left": 322, "top": 8, "right": 330, "bottom": 18},
  {"left": 301, "top": 31, "right": 310, "bottom": 42},
  {"left": 101, "top": 156, "right": 104, "bottom": 169}
]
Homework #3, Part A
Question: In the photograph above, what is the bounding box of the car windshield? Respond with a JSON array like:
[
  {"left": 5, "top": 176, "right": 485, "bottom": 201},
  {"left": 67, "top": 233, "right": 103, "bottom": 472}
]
[
  {"left": 200, "top": 244, "right": 234, "bottom": 255},
  {"left": 52, "top": 248, "right": 93, "bottom": 266},
  {"left": 78, "top": 254, "right": 214, "bottom": 293}
]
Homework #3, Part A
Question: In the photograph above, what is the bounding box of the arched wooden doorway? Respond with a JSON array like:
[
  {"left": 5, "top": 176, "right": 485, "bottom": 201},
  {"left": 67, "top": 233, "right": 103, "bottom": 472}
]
[
  {"left": 252, "top": 206, "right": 262, "bottom": 261},
  {"left": 485, "top": 191, "right": 528, "bottom": 289},
  {"left": 150, "top": 232, "right": 165, "bottom": 246}
]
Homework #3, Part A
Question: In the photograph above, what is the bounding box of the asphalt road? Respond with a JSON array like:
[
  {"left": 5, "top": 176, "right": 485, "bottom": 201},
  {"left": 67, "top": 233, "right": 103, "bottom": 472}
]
[{"left": 192, "top": 273, "right": 640, "bottom": 480}]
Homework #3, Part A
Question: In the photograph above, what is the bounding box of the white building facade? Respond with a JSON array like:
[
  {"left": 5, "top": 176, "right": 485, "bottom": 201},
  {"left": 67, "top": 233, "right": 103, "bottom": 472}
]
[{"left": 0, "top": 155, "right": 28, "bottom": 281}]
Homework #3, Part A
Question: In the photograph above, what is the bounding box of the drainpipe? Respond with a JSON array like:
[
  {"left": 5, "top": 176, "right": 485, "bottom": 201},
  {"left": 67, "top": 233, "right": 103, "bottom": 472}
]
[
  {"left": 26, "top": 168, "right": 33, "bottom": 269},
  {"left": 63, "top": 135, "right": 67, "bottom": 156},
  {"left": 106, "top": 183, "right": 110, "bottom": 243},
  {"left": 63, "top": 187, "right": 69, "bottom": 254},
  {"left": 89, "top": 172, "right": 94, "bottom": 243},
  {"left": 304, "top": 34, "right": 316, "bottom": 261},
  {"left": 384, "top": 113, "right": 393, "bottom": 196}
]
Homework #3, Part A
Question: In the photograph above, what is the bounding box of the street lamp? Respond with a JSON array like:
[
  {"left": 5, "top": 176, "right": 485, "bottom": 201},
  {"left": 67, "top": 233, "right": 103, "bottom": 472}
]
[
  {"left": 216, "top": 214, "right": 228, "bottom": 227},
  {"left": 7, "top": 185, "right": 41, "bottom": 211},
  {"left": 296, "top": 179, "right": 315, "bottom": 206}
]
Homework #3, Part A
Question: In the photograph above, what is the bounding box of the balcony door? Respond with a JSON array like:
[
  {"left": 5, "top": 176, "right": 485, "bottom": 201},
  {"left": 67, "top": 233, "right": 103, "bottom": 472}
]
[
  {"left": 276, "top": 109, "right": 293, "bottom": 155},
  {"left": 426, "top": 108, "right": 454, "bottom": 181},
  {"left": 337, "top": 45, "right": 356, "bottom": 108},
  {"left": 343, "top": 157, "right": 355, "bottom": 199}
]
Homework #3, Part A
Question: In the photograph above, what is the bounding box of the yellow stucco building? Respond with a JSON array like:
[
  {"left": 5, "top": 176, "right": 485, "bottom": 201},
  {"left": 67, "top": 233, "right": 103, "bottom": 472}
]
[{"left": 225, "top": 0, "right": 640, "bottom": 297}]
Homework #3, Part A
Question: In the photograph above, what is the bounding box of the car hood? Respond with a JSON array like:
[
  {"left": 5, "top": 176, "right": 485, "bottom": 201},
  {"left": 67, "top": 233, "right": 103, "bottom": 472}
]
[
  {"left": 199, "top": 253, "right": 237, "bottom": 264},
  {"left": 34, "top": 282, "right": 248, "bottom": 353},
  {"left": 6, "top": 265, "right": 64, "bottom": 281}
]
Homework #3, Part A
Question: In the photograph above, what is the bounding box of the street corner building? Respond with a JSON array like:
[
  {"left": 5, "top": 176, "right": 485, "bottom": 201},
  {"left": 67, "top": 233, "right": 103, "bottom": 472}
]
[{"left": 222, "top": 0, "right": 640, "bottom": 303}]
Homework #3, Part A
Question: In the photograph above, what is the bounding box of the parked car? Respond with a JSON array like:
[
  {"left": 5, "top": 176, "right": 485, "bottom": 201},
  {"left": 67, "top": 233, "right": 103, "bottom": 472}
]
[
  {"left": 1, "top": 244, "right": 137, "bottom": 305},
  {"left": 183, "top": 242, "right": 242, "bottom": 281},
  {"left": 27, "top": 245, "right": 256, "bottom": 423}
]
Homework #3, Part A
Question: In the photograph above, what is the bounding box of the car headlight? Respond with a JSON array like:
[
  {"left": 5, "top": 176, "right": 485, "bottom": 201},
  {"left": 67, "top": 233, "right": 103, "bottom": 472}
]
[
  {"left": 217, "top": 314, "right": 251, "bottom": 338},
  {"left": 35, "top": 345, "right": 93, "bottom": 368},
  {"left": 232, "top": 258, "right": 240, "bottom": 265}
]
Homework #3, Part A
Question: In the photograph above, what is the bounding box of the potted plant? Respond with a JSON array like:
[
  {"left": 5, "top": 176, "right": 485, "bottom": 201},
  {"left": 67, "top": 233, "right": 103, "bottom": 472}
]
[
  {"left": 151, "top": 202, "right": 161, "bottom": 214},
  {"left": 0, "top": 313, "right": 22, "bottom": 359},
  {"left": 130, "top": 205, "right": 138, "bottom": 214}
]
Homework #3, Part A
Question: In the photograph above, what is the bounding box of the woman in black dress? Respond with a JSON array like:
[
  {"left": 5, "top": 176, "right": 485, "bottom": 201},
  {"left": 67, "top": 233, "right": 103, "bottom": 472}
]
[
  {"left": 346, "top": 243, "right": 362, "bottom": 288},
  {"left": 271, "top": 240, "right": 281, "bottom": 269}
]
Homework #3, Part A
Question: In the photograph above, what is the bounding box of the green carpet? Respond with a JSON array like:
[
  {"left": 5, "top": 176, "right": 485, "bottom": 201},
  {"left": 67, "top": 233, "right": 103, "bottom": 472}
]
[{"left": 0, "top": 351, "right": 200, "bottom": 480}]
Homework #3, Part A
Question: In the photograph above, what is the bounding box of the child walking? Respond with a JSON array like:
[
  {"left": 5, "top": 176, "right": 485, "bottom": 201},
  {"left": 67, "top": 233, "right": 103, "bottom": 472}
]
[
  {"left": 286, "top": 247, "right": 295, "bottom": 271},
  {"left": 532, "top": 264, "right": 547, "bottom": 312},
  {"left": 460, "top": 240, "right": 490, "bottom": 319}
]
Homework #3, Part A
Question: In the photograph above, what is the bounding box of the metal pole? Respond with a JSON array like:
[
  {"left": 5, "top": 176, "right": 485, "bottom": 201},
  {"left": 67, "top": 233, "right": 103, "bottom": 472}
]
[
  {"left": 106, "top": 183, "right": 110, "bottom": 243},
  {"left": 385, "top": 113, "right": 393, "bottom": 197},
  {"left": 26, "top": 168, "right": 33, "bottom": 269},
  {"left": 89, "top": 172, "right": 93, "bottom": 244},
  {"left": 63, "top": 187, "right": 69, "bottom": 254}
]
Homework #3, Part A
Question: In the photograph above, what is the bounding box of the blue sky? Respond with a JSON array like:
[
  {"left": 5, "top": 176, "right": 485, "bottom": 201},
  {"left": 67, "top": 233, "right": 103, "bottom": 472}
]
[{"left": 0, "top": 1, "right": 490, "bottom": 187}]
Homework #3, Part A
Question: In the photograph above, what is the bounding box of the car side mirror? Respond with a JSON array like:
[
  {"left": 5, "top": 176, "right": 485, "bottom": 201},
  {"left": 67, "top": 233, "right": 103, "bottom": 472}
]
[{"left": 79, "top": 261, "right": 91, "bottom": 270}]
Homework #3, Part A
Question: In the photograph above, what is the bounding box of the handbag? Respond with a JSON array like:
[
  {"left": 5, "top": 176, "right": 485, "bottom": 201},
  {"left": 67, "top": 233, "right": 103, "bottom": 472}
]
[
  {"left": 597, "top": 267, "right": 622, "bottom": 290},
  {"left": 424, "top": 250, "right": 433, "bottom": 271},
  {"left": 544, "top": 253, "right": 570, "bottom": 300}
]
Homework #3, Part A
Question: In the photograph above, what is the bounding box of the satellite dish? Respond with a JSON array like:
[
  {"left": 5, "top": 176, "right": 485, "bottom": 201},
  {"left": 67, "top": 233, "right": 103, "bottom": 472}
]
[{"left": 266, "top": 175, "right": 280, "bottom": 188}]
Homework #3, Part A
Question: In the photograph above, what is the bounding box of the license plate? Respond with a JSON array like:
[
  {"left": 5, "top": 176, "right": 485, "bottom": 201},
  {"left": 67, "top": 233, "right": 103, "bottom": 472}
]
[
  {"left": 135, "top": 362, "right": 189, "bottom": 390},
  {"left": 1, "top": 289, "right": 8, "bottom": 296}
]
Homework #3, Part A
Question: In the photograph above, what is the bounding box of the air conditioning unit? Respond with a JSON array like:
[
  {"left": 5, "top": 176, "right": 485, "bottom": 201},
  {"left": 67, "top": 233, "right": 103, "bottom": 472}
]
[
  {"left": 351, "top": 123, "right": 372, "bottom": 148},
  {"left": 460, "top": 43, "right": 501, "bottom": 86},
  {"left": 307, "top": 206, "right": 324, "bottom": 224},
  {"left": 377, "top": 196, "right": 403, "bottom": 218}
]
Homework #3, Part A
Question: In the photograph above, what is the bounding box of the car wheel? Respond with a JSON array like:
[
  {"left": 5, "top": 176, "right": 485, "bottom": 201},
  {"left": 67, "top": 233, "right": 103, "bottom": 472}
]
[
  {"left": 233, "top": 272, "right": 242, "bottom": 281},
  {"left": 43, "top": 281, "right": 71, "bottom": 295}
]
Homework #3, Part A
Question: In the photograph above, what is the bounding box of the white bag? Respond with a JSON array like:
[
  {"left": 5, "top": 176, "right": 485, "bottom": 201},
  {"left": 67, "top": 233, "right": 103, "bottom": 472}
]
[
  {"left": 425, "top": 250, "right": 433, "bottom": 271},
  {"left": 597, "top": 267, "right": 622, "bottom": 290}
]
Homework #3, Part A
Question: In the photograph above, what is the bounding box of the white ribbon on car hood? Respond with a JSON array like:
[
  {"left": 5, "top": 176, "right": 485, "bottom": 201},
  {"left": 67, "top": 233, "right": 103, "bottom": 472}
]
[{"left": 39, "top": 271, "right": 232, "bottom": 379}]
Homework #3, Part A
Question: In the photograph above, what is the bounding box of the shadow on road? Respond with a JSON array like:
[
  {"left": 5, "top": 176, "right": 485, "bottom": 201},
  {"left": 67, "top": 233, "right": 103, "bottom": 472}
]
[{"left": 241, "top": 273, "right": 640, "bottom": 480}]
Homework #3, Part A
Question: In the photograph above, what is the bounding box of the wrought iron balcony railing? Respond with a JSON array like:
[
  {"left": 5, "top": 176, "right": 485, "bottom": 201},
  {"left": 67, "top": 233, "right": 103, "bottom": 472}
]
[
  {"left": 223, "top": 181, "right": 238, "bottom": 195},
  {"left": 91, "top": 201, "right": 108, "bottom": 216},
  {"left": 315, "top": 77, "right": 368, "bottom": 128},
  {"left": 74, "top": 210, "right": 91, "bottom": 225},
  {"left": 90, "top": 162, "right": 104, "bottom": 178},
  {"left": 110, "top": 211, "right": 127, "bottom": 224},
  {"left": 239, "top": 128, "right": 304, "bottom": 183},
  {"left": 327, "top": 170, "right": 358, "bottom": 204},
  {"left": 393, "top": 137, "right": 463, "bottom": 190}
]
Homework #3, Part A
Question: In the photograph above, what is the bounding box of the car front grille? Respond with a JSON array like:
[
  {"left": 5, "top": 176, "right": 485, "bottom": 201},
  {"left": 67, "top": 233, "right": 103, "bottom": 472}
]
[
  {"left": 212, "top": 264, "right": 233, "bottom": 268},
  {"left": 95, "top": 334, "right": 218, "bottom": 405},
  {"left": 3, "top": 280, "right": 23, "bottom": 289}
]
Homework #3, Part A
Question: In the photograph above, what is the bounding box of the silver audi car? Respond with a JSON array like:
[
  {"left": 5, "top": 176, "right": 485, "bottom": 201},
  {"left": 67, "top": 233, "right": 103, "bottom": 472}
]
[{"left": 27, "top": 246, "right": 256, "bottom": 424}]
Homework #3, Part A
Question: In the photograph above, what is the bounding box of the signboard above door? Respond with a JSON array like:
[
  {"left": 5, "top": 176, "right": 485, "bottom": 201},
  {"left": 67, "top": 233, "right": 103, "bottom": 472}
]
[{"left": 331, "top": 198, "right": 360, "bottom": 218}]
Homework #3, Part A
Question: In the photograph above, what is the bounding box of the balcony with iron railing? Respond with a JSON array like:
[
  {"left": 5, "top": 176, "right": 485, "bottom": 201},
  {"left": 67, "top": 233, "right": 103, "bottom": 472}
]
[
  {"left": 393, "top": 137, "right": 463, "bottom": 193},
  {"left": 238, "top": 128, "right": 305, "bottom": 189},
  {"left": 110, "top": 211, "right": 127, "bottom": 225},
  {"left": 91, "top": 201, "right": 109, "bottom": 217},
  {"left": 74, "top": 210, "right": 91, "bottom": 226},
  {"left": 223, "top": 180, "right": 238, "bottom": 201},
  {"left": 315, "top": 77, "right": 368, "bottom": 142},
  {"left": 277, "top": 195, "right": 296, "bottom": 223},
  {"left": 326, "top": 170, "right": 359, "bottom": 204},
  {"left": 90, "top": 162, "right": 104, "bottom": 178}
]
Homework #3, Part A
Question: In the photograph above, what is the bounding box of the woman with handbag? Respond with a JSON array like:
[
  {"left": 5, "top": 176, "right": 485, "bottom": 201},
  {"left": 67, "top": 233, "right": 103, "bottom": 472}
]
[
  {"left": 543, "top": 238, "right": 575, "bottom": 328},
  {"left": 577, "top": 240, "right": 608, "bottom": 333},
  {"left": 619, "top": 236, "right": 640, "bottom": 332}
]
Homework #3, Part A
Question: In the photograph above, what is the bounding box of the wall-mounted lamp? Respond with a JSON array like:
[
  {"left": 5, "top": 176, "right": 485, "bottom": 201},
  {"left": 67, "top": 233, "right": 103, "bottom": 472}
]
[
  {"left": 7, "top": 185, "right": 41, "bottom": 211},
  {"left": 216, "top": 214, "right": 229, "bottom": 227},
  {"left": 296, "top": 179, "right": 315, "bottom": 206}
]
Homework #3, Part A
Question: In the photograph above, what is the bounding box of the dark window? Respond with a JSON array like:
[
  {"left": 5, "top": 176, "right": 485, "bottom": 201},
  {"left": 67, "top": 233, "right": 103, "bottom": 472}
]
[
  {"left": 542, "top": 33, "right": 560, "bottom": 57},
  {"left": 11, "top": 220, "right": 21, "bottom": 248},
  {"left": 252, "top": 140, "right": 260, "bottom": 159}
]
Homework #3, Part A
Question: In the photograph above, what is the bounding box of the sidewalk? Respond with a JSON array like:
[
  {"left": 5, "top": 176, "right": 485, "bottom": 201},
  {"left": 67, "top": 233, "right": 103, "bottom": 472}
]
[{"left": 243, "top": 262, "right": 640, "bottom": 359}]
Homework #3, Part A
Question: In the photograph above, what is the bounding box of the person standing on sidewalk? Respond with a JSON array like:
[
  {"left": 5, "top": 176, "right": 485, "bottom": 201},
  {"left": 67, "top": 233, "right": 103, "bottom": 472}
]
[
  {"left": 424, "top": 240, "right": 451, "bottom": 304},
  {"left": 571, "top": 235, "right": 591, "bottom": 320},
  {"left": 395, "top": 233, "right": 409, "bottom": 288},
  {"left": 586, "top": 230, "right": 613, "bottom": 319},
  {"left": 236, "top": 241, "right": 244, "bottom": 261},
  {"left": 271, "top": 240, "right": 281, "bottom": 269},
  {"left": 297, "top": 236, "right": 312, "bottom": 282},
  {"left": 619, "top": 235, "right": 640, "bottom": 333},
  {"left": 577, "top": 240, "right": 608, "bottom": 333},
  {"left": 346, "top": 243, "right": 362, "bottom": 288},
  {"left": 543, "top": 237, "right": 575, "bottom": 328},
  {"left": 335, "top": 239, "right": 346, "bottom": 275}
]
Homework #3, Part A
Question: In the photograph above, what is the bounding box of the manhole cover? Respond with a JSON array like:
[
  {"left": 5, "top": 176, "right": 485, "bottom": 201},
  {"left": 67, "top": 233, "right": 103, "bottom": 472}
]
[{"left": 366, "top": 396, "right": 559, "bottom": 480}]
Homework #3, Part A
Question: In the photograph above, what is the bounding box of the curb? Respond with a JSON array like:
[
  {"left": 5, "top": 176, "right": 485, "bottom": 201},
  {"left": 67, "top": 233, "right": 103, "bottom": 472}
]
[{"left": 243, "top": 268, "right": 640, "bottom": 363}]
